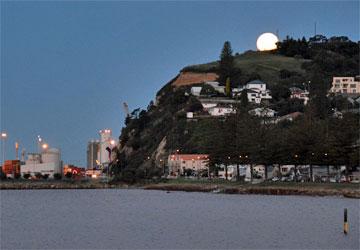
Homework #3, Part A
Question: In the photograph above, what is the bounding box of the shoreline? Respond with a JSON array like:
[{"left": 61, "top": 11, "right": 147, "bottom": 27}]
[{"left": 1, "top": 180, "right": 359, "bottom": 198}]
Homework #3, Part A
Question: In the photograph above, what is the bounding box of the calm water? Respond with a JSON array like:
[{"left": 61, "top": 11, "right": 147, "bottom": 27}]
[{"left": 0, "top": 189, "right": 359, "bottom": 249}]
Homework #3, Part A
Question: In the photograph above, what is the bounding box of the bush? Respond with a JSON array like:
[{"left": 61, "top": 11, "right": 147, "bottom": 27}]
[
  {"left": 23, "top": 173, "right": 31, "bottom": 179},
  {"left": 65, "top": 172, "right": 73, "bottom": 179},
  {"left": 53, "top": 173, "right": 62, "bottom": 180},
  {"left": 0, "top": 170, "right": 6, "bottom": 180},
  {"left": 42, "top": 174, "right": 49, "bottom": 180},
  {"left": 34, "top": 173, "right": 42, "bottom": 179},
  {"left": 14, "top": 173, "right": 21, "bottom": 179}
]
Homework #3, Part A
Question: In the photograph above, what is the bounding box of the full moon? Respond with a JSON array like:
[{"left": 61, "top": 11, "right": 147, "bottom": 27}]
[{"left": 256, "top": 33, "right": 279, "bottom": 51}]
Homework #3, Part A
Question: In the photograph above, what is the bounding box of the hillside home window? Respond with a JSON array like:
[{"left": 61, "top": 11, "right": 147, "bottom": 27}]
[
  {"left": 353, "top": 89, "right": 356, "bottom": 93},
  {"left": 335, "top": 84, "right": 340, "bottom": 88},
  {"left": 335, "top": 79, "right": 340, "bottom": 83},
  {"left": 343, "top": 89, "right": 347, "bottom": 93},
  {"left": 343, "top": 84, "right": 348, "bottom": 88},
  {"left": 251, "top": 93, "right": 256, "bottom": 97},
  {"left": 350, "top": 84, "right": 356, "bottom": 88}
]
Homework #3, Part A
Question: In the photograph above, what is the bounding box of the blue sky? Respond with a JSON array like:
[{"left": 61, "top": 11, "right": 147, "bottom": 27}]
[{"left": 1, "top": 1, "right": 359, "bottom": 166}]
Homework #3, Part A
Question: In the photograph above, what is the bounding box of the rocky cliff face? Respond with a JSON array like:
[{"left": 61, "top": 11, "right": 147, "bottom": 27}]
[{"left": 172, "top": 72, "right": 218, "bottom": 87}]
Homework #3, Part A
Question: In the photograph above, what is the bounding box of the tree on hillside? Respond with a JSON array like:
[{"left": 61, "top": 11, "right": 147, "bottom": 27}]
[
  {"left": 240, "top": 89, "right": 249, "bottom": 108},
  {"left": 200, "top": 85, "right": 217, "bottom": 96},
  {"left": 307, "top": 74, "right": 331, "bottom": 120},
  {"left": 219, "top": 41, "right": 235, "bottom": 84},
  {"left": 225, "top": 77, "right": 232, "bottom": 97}
]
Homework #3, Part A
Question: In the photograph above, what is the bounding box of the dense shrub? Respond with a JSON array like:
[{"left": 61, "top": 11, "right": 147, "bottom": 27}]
[
  {"left": 53, "top": 173, "right": 62, "bottom": 180},
  {"left": 35, "top": 173, "right": 42, "bottom": 179},
  {"left": 23, "top": 173, "right": 31, "bottom": 179},
  {"left": 65, "top": 172, "right": 73, "bottom": 179}
]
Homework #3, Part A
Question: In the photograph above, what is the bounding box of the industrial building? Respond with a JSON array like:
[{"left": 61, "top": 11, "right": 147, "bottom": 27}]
[
  {"left": 21, "top": 148, "right": 62, "bottom": 178},
  {"left": 2, "top": 160, "right": 21, "bottom": 178},
  {"left": 99, "top": 129, "right": 112, "bottom": 164},
  {"left": 87, "top": 139, "right": 99, "bottom": 169}
]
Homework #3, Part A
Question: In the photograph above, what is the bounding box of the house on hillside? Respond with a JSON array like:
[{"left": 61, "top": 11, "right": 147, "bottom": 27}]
[
  {"left": 234, "top": 80, "right": 272, "bottom": 104},
  {"left": 290, "top": 87, "right": 309, "bottom": 105},
  {"left": 329, "top": 76, "right": 360, "bottom": 95},
  {"left": 205, "top": 81, "right": 225, "bottom": 94},
  {"left": 190, "top": 86, "right": 202, "bottom": 96},
  {"left": 208, "top": 105, "right": 235, "bottom": 117},
  {"left": 249, "top": 107, "right": 276, "bottom": 117}
]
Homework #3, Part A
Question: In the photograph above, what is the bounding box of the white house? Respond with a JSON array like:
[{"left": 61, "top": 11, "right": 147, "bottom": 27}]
[
  {"left": 205, "top": 81, "right": 225, "bottom": 94},
  {"left": 249, "top": 107, "right": 276, "bottom": 117},
  {"left": 246, "top": 80, "right": 267, "bottom": 92},
  {"left": 208, "top": 105, "right": 235, "bottom": 116},
  {"left": 190, "top": 86, "right": 203, "bottom": 96},
  {"left": 235, "top": 80, "right": 272, "bottom": 103},
  {"left": 186, "top": 112, "right": 194, "bottom": 119}
]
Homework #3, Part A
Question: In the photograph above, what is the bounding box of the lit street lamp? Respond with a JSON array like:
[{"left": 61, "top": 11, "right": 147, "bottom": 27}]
[
  {"left": 42, "top": 143, "right": 49, "bottom": 150},
  {"left": 1, "top": 132, "right": 7, "bottom": 166}
]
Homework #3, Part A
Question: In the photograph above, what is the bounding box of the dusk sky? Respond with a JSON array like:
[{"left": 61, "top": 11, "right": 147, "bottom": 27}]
[{"left": 1, "top": 1, "right": 359, "bottom": 166}]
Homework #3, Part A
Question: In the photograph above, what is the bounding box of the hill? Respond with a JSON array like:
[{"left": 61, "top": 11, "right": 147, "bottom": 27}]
[
  {"left": 110, "top": 36, "right": 359, "bottom": 183},
  {"left": 181, "top": 51, "right": 310, "bottom": 85}
]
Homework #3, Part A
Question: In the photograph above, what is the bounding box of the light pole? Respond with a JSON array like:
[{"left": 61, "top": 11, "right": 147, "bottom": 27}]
[{"left": 1, "top": 132, "right": 7, "bottom": 167}]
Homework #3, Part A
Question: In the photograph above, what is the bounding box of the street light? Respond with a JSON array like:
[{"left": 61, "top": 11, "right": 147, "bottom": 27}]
[
  {"left": 42, "top": 143, "right": 49, "bottom": 150},
  {"left": 1, "top": 132, "right": 7, "bottom": 167}
]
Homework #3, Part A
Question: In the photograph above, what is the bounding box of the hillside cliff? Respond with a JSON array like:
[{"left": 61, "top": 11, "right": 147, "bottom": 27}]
[{"left": 112, "top": 37, "right": 359, "bottom": 182}]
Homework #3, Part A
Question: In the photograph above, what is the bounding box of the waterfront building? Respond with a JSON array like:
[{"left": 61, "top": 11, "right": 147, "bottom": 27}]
[
  {"left": 168, "top": 154, "right": 209, "bottom": 176},
  {"left": 330, "top": 76, "right": 360, "bottom": 94}
]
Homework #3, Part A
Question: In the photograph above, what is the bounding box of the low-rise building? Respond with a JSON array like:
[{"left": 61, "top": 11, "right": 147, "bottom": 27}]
[
  {"left": 20, "top": 148, "right": 62, "bottom": 178},
  {"left": 208, "top": 105, "right": 235, "bottom": 116},
  {"left": 290, "top": 87, "right": 309, "bottom": 104},
  {"left": 330, "top": 76, "right": 360, "bottom": 94},
  {"left": 205, "top": 81, "right": 225, "bottom": 94},
  {"left": 249, "top": 107, "right": 276, "bottom": 117},
  {"left": 2, "top": 160, "right": 21, "bottom": 178},
  {"left": 235, "top": 80, "right": 272, "bottom": 104},
  {"left": 168, "top": 154, "right": 209, "bottom": 176},
  {"left": 190, "top": 86, "right": 203, "bottom": 96}
]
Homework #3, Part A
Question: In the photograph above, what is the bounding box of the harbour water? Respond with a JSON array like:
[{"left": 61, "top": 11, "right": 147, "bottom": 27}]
[{"left": 1, "top": 189, "right": 359, "bottom": 249}]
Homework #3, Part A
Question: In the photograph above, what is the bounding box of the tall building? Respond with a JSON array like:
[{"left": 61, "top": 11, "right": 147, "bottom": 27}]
[
  {"left": 87, "top": 140, "right": 99, "bottom": 169},
  {"left": 330, "top": 76, "right": 360, "bottom": 94}
]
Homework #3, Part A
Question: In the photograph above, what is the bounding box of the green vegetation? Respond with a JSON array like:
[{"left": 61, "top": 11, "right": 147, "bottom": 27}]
[
  {"left": 111, "top": 35, "right": 359, "bottom": 183},
  {"left": 54, "top": 173, "right": 62, "bottom": 180}
]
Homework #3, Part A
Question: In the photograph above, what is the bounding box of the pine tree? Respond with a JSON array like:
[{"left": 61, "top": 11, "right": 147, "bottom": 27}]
[{"left": 219, "top": 41, "right": 234, "bottom": 84}]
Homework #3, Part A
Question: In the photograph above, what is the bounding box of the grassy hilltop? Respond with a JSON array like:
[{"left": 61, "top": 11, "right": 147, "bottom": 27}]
[{"left": 182, "top": 51, "right": 309, "bottom": 84}]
